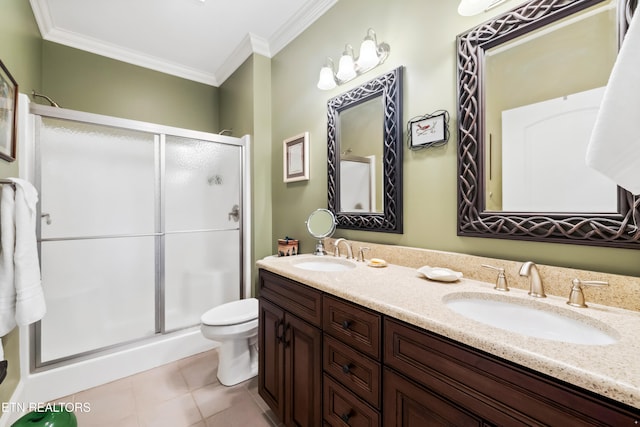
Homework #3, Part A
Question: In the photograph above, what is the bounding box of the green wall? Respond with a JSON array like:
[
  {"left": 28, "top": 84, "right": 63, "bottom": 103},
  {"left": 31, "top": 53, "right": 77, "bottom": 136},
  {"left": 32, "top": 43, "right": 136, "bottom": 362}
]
[
  {"left": 0, "top": 0, "right": 43, "bottom": 409},
  {"left": 220, "top": 55, "right": 273, "bottom": 294},
  {"left": 42, "top": 42, "right": 220, "bottom": 133},
  {"left": 270, "top": 0, "right": 640, "bottom": 277},
  {"left": 0, "top": 0, "right": 42, "bottom": 179}
]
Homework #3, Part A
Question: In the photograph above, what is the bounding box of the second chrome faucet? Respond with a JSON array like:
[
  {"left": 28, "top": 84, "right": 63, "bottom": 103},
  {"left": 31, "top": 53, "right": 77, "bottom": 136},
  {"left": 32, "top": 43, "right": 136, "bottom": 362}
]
[
  {"left": 332, "top": 238, "right": 353, "bottom": 259},
  {"left": 519, "top": 261, "right": 546, "bottom": 298}
]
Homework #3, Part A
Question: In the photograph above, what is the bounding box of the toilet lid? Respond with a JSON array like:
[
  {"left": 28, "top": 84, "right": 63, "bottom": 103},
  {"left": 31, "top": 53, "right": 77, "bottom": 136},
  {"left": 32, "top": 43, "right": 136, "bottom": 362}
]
[{"left": 201, "top": 298, "right": 259, "bottom": 326}]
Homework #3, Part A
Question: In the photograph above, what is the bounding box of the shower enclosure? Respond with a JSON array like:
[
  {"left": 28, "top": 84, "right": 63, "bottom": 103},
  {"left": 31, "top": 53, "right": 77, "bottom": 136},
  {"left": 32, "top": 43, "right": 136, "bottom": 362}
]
[{"left": 28, "top": 104, "right": 249, "bottom": 368}]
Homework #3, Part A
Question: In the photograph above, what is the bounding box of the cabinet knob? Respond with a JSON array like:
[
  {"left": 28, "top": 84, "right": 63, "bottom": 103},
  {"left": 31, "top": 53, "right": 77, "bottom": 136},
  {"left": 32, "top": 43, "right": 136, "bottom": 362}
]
[
  {"left": 342, "top": 363, "right": 351, "bottom": 374},
  {"left": 341, "top": 320, "right": 352, "bottom": 330},
  {"left": 340, "top": 410, "right": 352, "bottom": 423}
]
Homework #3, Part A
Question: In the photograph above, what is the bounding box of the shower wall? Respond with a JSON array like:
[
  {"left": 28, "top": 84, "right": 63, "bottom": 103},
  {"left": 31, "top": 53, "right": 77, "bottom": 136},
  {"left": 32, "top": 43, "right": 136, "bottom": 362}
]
[{"left": 33, "top": 108, "right": 246, "bottom": 367}]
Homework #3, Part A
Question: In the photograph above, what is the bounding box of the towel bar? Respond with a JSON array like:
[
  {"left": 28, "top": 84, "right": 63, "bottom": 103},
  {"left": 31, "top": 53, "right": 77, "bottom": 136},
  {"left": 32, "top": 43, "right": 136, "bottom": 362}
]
[{"left": 0, "top": 179, "right": 16, "bottom": 189}]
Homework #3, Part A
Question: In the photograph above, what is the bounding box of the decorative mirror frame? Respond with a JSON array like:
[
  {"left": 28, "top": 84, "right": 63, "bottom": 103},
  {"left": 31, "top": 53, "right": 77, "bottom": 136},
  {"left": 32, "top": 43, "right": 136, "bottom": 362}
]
[
  {"left": 456, "top": 0, "right": 640, "bottom": 249},
  {"left": 327, "top": 66, "right": 403, "bottom": 233}
]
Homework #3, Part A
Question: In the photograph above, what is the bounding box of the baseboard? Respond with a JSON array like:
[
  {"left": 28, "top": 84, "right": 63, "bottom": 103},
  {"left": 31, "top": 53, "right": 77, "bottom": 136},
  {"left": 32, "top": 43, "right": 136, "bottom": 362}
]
[{"left": 0, "top": 379, "right": 25, "bottom": 427}]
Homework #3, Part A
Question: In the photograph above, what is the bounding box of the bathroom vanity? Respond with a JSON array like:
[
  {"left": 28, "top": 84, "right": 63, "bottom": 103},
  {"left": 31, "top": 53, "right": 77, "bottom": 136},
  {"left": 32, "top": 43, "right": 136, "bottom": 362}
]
[{"left": 257, "top": 253, "right": 640, "bottom": 426}]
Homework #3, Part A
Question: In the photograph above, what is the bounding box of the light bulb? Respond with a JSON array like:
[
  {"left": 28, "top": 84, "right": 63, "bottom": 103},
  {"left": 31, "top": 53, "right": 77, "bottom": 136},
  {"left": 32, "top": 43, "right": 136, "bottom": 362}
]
[
  {"left": 336, "top": 53, "right": 356, "bottom": 81},
  {"left": 317, "top": 66, "right": 337, "bottom": 90},
  {"left": 357, "top": 39, "right": 379, "bottom": 71}
]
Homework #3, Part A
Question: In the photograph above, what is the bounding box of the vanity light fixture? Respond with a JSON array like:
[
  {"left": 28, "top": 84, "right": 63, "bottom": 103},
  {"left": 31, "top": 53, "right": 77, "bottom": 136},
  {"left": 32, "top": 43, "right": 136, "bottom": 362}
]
[
  {"left": 458, "top": 0, "right": 510, "bottom": 16},
  {"left": 316, "top": 28, "right": 390, "bottom": 90},
  {"left": 336, "top": 45, "right": 357, "bottom": 81}
]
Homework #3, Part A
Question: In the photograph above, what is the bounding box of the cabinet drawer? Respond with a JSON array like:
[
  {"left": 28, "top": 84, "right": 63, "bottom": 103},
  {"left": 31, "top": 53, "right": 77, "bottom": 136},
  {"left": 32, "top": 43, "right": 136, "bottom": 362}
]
[
  {"left": 323, "top": 334, "right": 381, "bottom": 409},
  {"left": 323, "top": 295, "right": 381, "bottom": 359},
  {"left": 259, "top": 269, "right": 322, "bottom": 327},
  {"left": 323, "top": 374, "right": 380, "bottom": 427}
]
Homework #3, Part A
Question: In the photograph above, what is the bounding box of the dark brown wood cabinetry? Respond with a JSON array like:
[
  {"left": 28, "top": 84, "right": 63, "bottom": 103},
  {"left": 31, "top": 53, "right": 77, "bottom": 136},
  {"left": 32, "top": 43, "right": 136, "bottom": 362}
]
[
  {"left": 259, "top": 270, "right": 323, "bottom": 426},
  {"left": 384, "top": 318, "right": 640, "bottom": 426},
  {"left": 383, "top": 368, "right": 482, "bottom": 427},
  {"left": 258, "top": 269, "right": 640, "bottom": 427},
  {"left": 323, "top": 295, "right": 382, "bottom": 426}
]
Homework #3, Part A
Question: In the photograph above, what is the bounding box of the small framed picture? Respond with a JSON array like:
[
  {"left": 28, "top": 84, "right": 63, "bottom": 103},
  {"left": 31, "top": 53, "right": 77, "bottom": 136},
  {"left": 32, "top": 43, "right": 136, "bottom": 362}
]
[
  {"left": 283, "top": 132, "right": 309, "bottom": 183},
  {"left": 408, "top": 112, "right": 448, "bottom": 148},
  {"left": 0, "top": 60, "right": 18, "bottom": 162}
]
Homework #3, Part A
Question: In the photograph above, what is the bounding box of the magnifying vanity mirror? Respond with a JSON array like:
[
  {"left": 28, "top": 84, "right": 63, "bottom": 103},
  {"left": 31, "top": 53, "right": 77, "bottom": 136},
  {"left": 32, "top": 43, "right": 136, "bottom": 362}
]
[
  {"left": 327, "top": 66, "right": 403, "bottom": 233},
  {"left": 306, "top": 208, "right": 337, "bottom": 255},
  {"left": 457, "top": 0, "right": 640, "bottom": 248}
]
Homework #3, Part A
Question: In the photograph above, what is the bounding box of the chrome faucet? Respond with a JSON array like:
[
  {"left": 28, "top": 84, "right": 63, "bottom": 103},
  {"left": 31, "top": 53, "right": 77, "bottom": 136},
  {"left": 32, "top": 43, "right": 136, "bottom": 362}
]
[
  {"left": 567, "top": 278, "right": 609, "bottom": 308},
  {"left": 519, "top": 261, "right": 546, "bottom": 298},
  {"left": 333, "top": 238, "right": 353, "bottom": 259},
  {"left": 357, "top": 247, "right": 370, "bottom": 262},
  {"left": 482, "top": 264, "right": 509, "bottom": 292}
]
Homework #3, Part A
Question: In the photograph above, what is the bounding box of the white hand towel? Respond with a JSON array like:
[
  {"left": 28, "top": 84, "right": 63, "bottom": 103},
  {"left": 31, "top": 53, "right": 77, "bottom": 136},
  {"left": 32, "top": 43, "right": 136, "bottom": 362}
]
[
  {"left": 0, "top": 185, "right": 17, "bottom": 337},
  {"left": 9, "top": 178, "right": 46, "bottom": 326},
  {"left": 585, "top": 9, "right": 640, "bottom": 195}
]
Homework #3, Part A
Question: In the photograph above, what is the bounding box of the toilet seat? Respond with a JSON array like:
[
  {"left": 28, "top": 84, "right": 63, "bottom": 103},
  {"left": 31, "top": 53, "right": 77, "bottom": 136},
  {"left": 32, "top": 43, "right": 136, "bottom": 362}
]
[{"left": 201, "top": 298, "right": 258, "bottom": 326}]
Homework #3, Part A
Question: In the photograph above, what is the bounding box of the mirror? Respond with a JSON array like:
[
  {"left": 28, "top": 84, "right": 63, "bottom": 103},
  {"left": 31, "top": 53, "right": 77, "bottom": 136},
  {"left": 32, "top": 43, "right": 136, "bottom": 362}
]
[
  {"left": 457, "top": 0, "right": 640, "bottom": 248},
  {"left": 327, "top": 66, "right": 403, "bottom": 233},
  {"left": 484, "top": 0, "right": 618, "bottom": 212},
  {"left": 339, "top": 97, "right": 384, "bottom": 213},
  {"left": 305, "top": 208, "right": 336, "bottom": 255}
]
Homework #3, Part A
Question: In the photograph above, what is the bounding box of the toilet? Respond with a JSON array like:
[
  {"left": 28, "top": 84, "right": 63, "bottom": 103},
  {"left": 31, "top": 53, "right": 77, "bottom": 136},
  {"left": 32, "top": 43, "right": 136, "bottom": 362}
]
[{"left": 200, "top": 298, "right": 259, "bottom": 386}]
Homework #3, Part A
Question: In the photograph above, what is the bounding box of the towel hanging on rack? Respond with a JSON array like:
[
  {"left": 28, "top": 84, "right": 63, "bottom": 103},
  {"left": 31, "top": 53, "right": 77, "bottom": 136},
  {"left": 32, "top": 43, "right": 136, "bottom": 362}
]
[
  {"left": 0, "top": 178, "right": 46, "bottom": 337},
  {"left": 585, "top": 7, "right": 640, "bottom": 195},
  {"left": 0, "top": 183, "right": 17, "bottom": 338}
]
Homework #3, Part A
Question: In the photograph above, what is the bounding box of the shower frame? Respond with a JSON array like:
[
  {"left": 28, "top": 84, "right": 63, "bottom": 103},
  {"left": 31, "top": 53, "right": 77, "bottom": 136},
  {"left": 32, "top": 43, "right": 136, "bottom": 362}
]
[{"left": 27, "top": 103, "right": 251, "bottom": 371}]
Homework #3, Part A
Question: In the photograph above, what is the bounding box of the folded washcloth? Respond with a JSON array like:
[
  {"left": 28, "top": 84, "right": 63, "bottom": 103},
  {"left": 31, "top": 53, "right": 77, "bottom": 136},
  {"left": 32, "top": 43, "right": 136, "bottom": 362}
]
[{"left": 586, "top": 8, "right": 640, "bottom": 194}]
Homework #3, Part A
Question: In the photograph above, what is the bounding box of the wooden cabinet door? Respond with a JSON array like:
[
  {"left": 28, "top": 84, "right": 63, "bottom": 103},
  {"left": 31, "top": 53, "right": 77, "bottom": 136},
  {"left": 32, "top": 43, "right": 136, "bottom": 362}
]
[
  {"left": 284, "top": 312, "right": 323, "bottom": 427},
  {"left": 259, "top": 298, "right": 285, "bottom": 421},
  {"left": 383, "top": 368, "right": 483, "bottom": 427}
]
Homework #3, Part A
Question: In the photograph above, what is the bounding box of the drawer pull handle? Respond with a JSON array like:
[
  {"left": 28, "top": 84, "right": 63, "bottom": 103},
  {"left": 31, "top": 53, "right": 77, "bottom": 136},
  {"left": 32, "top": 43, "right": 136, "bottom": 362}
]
[
  {"left": 342, "top": 363, "right": 351, "bottom": 374},
  {"left": 340, "top": 410, "right": 352, "bottom": 423},
  {"left": 283, "top": 323, "right": 291, "bottom": 347},
  {"left": 275, "top": 319, "right": 284, "bottom": 343},
  {"left": 341, "top": 320, "right": 352, "bottom": 330}
]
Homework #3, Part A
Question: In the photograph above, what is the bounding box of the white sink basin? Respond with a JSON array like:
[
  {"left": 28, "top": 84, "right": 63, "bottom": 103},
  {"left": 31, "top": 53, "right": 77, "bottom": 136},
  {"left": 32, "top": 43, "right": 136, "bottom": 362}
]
[
  {"left": 444, "top": 293, "right": 618, "bottom": 345},
  {"left": 293, "top": 257, "right": 356, "bottom": 272}
]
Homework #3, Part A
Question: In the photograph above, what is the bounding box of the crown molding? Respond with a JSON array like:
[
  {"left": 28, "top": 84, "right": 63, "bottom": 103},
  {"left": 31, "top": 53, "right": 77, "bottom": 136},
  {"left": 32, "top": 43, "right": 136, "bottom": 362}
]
[
  {"left": 268, "top": 0, "right": 338, "bottom": 56},
  {"left": 29, "top": 0, "right": 337, "bottom": 86},
  {"left": 46, "top": 27, "right": 220, "bottom": 85},
  {"left": 214, "top": 33, "right": 273, "bottom": 85},
  {"left": 29, "top": 0, "right": 54, "bottom": 37}
]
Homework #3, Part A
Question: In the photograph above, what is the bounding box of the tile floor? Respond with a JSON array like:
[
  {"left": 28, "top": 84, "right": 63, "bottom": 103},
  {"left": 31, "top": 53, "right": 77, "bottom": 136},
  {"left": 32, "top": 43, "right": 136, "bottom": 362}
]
[{"left": 48, "top": 349, "right": 282, "bottom": 427}]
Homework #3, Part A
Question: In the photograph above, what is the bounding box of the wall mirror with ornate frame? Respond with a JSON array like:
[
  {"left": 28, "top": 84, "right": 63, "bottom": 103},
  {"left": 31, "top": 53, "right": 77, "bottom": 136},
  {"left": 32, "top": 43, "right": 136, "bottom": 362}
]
[
  {"left": 327, "top": 66, "right": 403, "bottom": 233},
  {"left": 457, "top": 0, "right": 640, "bottom": 248}
]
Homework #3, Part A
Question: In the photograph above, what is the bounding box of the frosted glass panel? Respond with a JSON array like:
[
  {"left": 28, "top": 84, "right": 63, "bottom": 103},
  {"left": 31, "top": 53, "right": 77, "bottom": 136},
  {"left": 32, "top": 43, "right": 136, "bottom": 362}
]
[
  {"left": 39, "top": 237, "right": 156, "bottom": 362},
  {"left": 39, "top": 117, "right": 156, "bottom": 238},
  {"left": 164, "top": 230, "right": 240, "bottom": 331},
  {"left": 165, "top": 137, "right": 241, "bottom": 231}
]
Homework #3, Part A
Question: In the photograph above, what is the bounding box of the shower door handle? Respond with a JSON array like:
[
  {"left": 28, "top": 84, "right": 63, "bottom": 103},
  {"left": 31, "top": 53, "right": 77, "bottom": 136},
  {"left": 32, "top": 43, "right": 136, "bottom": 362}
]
[
  {"left": 41, "top": 212, "right": 52, "bottom": 225},
  {"left": 228, "top": 204, "right": 240, "bottom": 222}
]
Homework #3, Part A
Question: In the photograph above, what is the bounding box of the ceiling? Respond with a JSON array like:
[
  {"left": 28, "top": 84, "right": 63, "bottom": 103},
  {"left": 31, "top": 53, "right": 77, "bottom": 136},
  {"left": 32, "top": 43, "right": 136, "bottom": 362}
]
[{"left": 29, "top": 0, "right": 337, "bottom": 86}]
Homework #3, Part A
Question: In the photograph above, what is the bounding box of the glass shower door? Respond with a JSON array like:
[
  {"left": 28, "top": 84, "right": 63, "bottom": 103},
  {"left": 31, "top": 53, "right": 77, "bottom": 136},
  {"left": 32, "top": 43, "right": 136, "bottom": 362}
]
[
  {"left": 37, "top": 117, "right": 157, "bottom": 363},
  {"left": 163, "top": 136, "right": 242, "bottom": 331}
]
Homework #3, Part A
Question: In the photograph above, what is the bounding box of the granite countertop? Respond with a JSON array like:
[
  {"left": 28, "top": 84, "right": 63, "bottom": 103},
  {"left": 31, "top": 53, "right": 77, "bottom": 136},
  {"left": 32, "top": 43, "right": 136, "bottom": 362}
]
[{"left": 256, "top": 254, "right": 640, "bottom": 409}]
